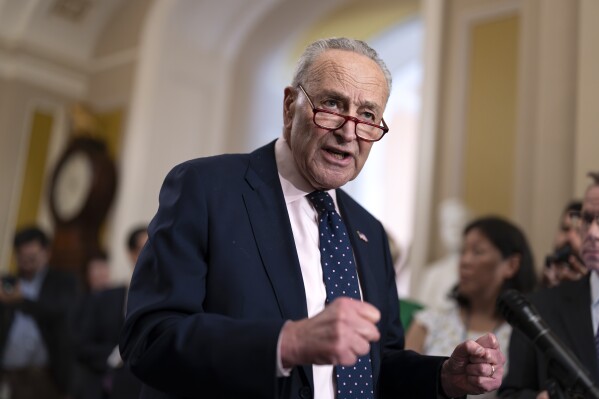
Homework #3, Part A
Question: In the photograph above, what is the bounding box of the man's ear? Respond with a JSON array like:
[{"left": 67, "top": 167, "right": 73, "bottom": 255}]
[{"left": 283, "top": 86, "right": 296, "bottom": 130}]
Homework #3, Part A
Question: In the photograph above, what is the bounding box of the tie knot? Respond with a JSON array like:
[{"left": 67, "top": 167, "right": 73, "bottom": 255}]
[{"left": 307, "top": 191, "right": 336, "bottom": 214}]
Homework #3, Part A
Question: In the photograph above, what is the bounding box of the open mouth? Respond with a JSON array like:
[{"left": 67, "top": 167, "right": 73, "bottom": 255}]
[{"left": 326, "top": 148, "right": 350, "bottom": 160}]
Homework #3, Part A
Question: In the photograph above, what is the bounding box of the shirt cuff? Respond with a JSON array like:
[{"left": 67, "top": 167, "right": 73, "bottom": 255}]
[
  {"left": 276, "top": 321, "right": 292, "bottom": 377},
  {"left": 107, "top": 344, "right": 123, "bottom": 368}
]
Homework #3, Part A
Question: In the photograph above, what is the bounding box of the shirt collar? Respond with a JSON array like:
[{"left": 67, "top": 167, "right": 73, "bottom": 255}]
[
  {"left": 274, "top": 136, "right": 337, "bottom": 205},
  {"left": 19, "top": 266, "right": 47, "bottom": 300},
  {"left": 590, "top": 271, "right": 599, "bottom": 308}
]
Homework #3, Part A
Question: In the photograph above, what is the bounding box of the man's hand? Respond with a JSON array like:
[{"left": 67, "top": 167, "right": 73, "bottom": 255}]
[
  {"left": 0, "top": 283, "right": 23, "bottom": 305},
  {"left": 279, "top": 297, "right": 380, "bottom": 368},
  {"left": 543, "top": 255, "right": 587, "bottom": 288},
  {"left": 440, "top": 333, "right": 506, "bottom": 398},
  {"left": 555, "top": 255, "right": 587, "bottom": 282}
]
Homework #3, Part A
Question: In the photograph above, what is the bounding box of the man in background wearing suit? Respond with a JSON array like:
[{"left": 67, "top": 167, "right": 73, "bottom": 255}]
[
  {"left": 0, "top": 226, "right": 78, "bottom": 399},
  {"left": 499, "top": 172, "right": 599, "bottom": 398},
  {"left": 74, "top": 226, "right": 147, "bottom": 399},
  {"left": 541, "top": 200, "right": 585, "bottom": 288},
  {"left": 120, "top": 37, "right": 505, "bottom": 399}
]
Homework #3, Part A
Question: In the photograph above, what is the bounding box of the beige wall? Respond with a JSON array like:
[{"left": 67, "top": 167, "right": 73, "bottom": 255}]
[
  {"left": 0, "top": 79, "right": 23, "bottom": 262},
  {"left": 463, "top": 14, "right": 519, "bottom": 218},
  {"left": 432, "top": 0, "right": 525, "bottom": 261},
  {"left": 95, "top": 0, "right": 151, "bottom": 58},
  {"left": 575, "top": 0, "right": 599, "bottom": 194},
  {"left": 0, "top": 79, "right": 74, "bottom": 268},
  {"left": 0, "top": 0, "right": 153, "bottom": 273},
  {"left": 420, "top": 0, "right": 583, "bottom": 282},
  {"left": 89, "top": 63, "right": 136, "bottom": 111},
  {"left": 89, "top": 0, "right": 152, "bottom": 110}
]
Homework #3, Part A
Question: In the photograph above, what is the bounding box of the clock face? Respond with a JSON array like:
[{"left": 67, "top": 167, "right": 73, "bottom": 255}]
[{"left": 52, "top": 151, "right": 93, "bottom": 221}]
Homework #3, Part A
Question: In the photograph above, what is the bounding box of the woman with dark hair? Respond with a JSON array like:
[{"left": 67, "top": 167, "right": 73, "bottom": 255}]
[{"left": 406, "top": 216, "right": 538, "bottom": 398}]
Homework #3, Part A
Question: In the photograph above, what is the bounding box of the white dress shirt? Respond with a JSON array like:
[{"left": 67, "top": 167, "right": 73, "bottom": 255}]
[
  {"left": 589, "top": 271, "right": 599, "bottom": 334},
  {"left": 274, "top": 136, "right": 356, "bottom": 399},
  {"left": 2, "top": 268, "right": 49, "bottom": 368}
]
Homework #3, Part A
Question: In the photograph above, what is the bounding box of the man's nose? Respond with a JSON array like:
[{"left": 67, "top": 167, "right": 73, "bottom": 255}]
[{"left": 334, "top": 119, "right": 357, "bottom": 142}]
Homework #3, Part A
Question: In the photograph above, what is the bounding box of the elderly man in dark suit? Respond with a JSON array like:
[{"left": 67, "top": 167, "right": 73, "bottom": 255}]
[
  {"left": 120, "top": 37, "right": 505, "bottom": 399},
  {"left": 0, "top": 226, "right": 78, "bottom": 399},
  {"left": 499, "top": 172, "right": 599, "bottom": 398}
]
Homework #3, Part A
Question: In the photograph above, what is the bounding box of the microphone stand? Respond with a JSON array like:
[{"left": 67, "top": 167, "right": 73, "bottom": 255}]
[
  {"left": 497, "top": 289, "right": 599, "bottom": 399},
  {"left": 544, "top": 347, "right": 599, "bottom": 399}
]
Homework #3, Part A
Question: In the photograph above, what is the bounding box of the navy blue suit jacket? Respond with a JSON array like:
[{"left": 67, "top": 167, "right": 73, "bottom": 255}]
[{"left": 120, "top": 141, "right": 445, "bottom": 398}]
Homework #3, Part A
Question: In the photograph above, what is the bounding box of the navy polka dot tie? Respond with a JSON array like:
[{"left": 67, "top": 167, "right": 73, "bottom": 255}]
[{"left": 307, "top": 191, "right": 374, "bottom": 399}]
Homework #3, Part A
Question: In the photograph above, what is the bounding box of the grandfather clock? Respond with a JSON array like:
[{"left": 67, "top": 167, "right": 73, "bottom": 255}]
[{"left": 48, "top": 108, "right": 117, "bottom": 281}]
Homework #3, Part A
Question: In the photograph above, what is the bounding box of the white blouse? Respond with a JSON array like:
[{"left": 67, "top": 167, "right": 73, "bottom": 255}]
[{"left": 414, "top": 305, "right": 512, "bottom": 399}]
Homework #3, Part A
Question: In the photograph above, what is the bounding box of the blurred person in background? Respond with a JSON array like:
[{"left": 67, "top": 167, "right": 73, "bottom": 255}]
[
  {"left": 72, "top": 226, "right": 147, "bottom": 399},
  {"left": 499, "top": 172, "right": 599, "bottom": 398},
  {"left": 71, "top": 250, "right": 115, "bottom": 399},
  {"left": 542, "top": 200, "right": 585, "bottom": 288},
  {"left": 85, "top": 251, "right": 112, "bottom": 293},
  {"left": 406, "top": 216, "right": 538, "bottom": 399},
  {"left": 0, "top": 226, "right": 79, "bottom": 399},
  {"left": 417, "top": 198, "right": 472, "bottom": 309}
]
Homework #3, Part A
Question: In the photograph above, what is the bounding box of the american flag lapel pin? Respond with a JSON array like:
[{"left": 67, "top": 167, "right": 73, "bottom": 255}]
[{"left": 357, "top": 230, "right": 368, "bottom": 242}]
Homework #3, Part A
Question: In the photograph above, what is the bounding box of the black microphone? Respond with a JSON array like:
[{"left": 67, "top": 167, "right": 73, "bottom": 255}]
[{"left": 497, "top": 289, "right": 599, "bottom": 399}]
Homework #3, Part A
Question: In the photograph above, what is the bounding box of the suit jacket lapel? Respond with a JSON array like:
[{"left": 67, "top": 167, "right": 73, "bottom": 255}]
[
  {"left": 557, "top": 276, "right": 599, "bottom": 378},
  {"left": 243, "top": 142, "right": 308, "bottom": 322},
  {"left": 243, "top": 142, "right": 314, "bottom": 388}
]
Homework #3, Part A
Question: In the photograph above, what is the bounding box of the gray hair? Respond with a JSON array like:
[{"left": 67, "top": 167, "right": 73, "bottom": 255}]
[{"left": 291, "top": 37, "right": 392, "bottom": 93}]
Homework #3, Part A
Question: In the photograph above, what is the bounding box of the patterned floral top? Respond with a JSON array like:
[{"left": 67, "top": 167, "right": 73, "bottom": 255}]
[{"left": 413, "top": 305, "right": 512, "bottom": 399}]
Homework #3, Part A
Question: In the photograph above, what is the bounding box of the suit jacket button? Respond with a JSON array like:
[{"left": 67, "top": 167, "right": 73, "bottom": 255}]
[{"left": 298, "top": 386, "right": 312, "bottom": 399}]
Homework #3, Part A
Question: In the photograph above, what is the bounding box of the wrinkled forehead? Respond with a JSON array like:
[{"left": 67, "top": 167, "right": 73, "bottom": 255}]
[{"left": 305, "top": 50, "right": 389, "bottom": 106}]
